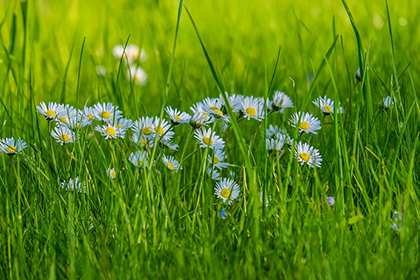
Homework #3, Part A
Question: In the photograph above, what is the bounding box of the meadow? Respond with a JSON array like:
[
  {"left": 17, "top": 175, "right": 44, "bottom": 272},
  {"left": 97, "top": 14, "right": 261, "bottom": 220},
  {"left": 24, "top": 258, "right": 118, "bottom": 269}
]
[{"left": 0, "top": 0, "right": 419, "bottom": 279}]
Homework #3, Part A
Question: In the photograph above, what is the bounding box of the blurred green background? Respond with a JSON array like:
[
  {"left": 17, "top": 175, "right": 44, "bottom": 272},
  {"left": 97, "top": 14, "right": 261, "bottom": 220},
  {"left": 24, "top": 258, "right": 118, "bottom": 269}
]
[{"left": 0, "top": 0, "right": 418, "bottom": 118}]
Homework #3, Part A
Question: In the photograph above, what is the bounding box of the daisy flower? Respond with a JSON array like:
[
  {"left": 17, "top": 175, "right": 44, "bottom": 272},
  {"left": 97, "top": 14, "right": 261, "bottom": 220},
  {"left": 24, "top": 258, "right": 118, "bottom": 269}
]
[
  {"left": 131, "top": 132, "right": 150, "bottom": 147},
  {"left": 159, "top": 138, "right": 179, "bottom": 151},
  {"left": 382, "top": 96, "right": 394, "bottom": 109},
  {"left": 189, "top": 111, "right": 208, "bottom": 129},
  {"left": 56, "top": 104, "right": 77, "bottom": 125},
  {"left": 294, "top": 142, "right": 322, "bottom": 168},
  {"left": 129, "top": 150, "right": 149, "bottom": 168},
  {"left": 289, "top": 112, "right": 321, "bottom": 134},
  {"left": 207, "top": 167, "right": 221, "bottom": 181},
  {"left": 107, "top": 168, "right": 117, "bottom": 179},
  {"left": 190, "top": 102, "right": 213, "bottom": 124},
  {"left": 208, "top": 149, "right": 229, "bottom": 169},
  {"left": 128, "top": 66, "right": 147, "bottom": 86},
  {"left": 64, "top": 111, "right": 91, "bottom": 130},
  {"left": 266, "top": 137, "right": 285, "bottom": 153},
  {"left": 194, "top": 128, "right": 225, "bottom": 150},
  {"left": 51, "top": 126, "right": 76, "bottom": 145},
  {"left": 113, "top": 44, "right": 147, "bottom": 63},
  {"left": 165, "top": 106, "right": 191, "bottom": 125},
  {"left": 203, "top": 97, "right": 229, "bottom": 122},
  {"left": 313, "top": 96, "right": 343, "bottom": 115},
  {"left": 162, "top": 155, "right": 181, "bottom": 172},
  {"left": 82, "top": 106, "right": 95, "bottom": 123},
  {"left": 0, "top": 137, "right": 27, "bottom": 155},
  {"left": 95, "top": 124, "right": 126, "bottom": 139},
  {"left": 151, "top": 117, "right": 174, "bottom": 141},
  {"left": 36, "top": 102, "right": 63, "bottom": 121},
  {"left": 60, "top": 177, "right": 86, "bottom": 193},
  {"left": 241, "top": 96, "right": 264, "bottom": 121},
  {"left": 111, "top": 117, "right": 133, "bottom": 130},
  {"left": 132, "top": 116, "right": 155, "bottom": 139},
  {"left": 215, "top": 178, "right": 240, "bottom": 204},
  {"left": 92, "top": 102, "right": 122, "bottom": 123},
  {"left": 224, "top": 93, "right": 244, "bottom": 113},
  {"left": 266, "top": 125, "right": 289, "bottom": 140},
  {"left": 272, "top": 91, "right": 294, "bottom": 112}
]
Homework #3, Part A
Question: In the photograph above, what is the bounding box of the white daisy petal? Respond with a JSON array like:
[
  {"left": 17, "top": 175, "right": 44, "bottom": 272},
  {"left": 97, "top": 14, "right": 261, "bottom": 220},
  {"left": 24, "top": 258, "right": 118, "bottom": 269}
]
[
  {"left": 60, "top": 177, "right": 86, "bottom": 193},
  {"left": 51, "top": 126, "right": 76, "bottom": 145},
  {"left": 194, "top": 128, "right": 225, "bottom": 150},
  {"left": 107, "top": 168, "right": 117, "bottom": 179},
  {"left": 294, "top": 141, "right": 322, "bottom": 168},
  {"left": 241, "top": 96, "right": 265, "bottom": 121},
  {"left": 36, "top": 102, "right": 63, "bottom": 121},
  {"left": 313, "top": 96, "right": 343, "bottom": 114},
  {"left": 0, "top": 137, "right": 27, "bottom": 155},
  {"left": 289, "top": 112, "right": 321, "bottom": 134},
  {"left": 272, "top": 91, "right": 294, "bottom": 112},
  {"left": 208, "top": 149, "right": 229, "bottom": 169},
  {"left": 129, "top": 150, "right": 149, "bottom": 168},
  {"left": 162, "top": 155, "right": 181, "bottom": 172},
  {"left": 94, "top": 124, "right": 125, "bottom": 139},
  {"left": 92, "top": 102, "right": 122, "bottom": 123},
  {"left": 215, "top": 178, "right": 240, "bottom": 204},
  {"left": 165, "top": 106, "right": 191, "bottom": 125}
]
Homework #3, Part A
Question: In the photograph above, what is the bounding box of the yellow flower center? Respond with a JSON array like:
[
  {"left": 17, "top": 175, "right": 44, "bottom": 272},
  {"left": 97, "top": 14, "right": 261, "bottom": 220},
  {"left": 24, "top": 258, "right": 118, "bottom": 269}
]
[
  {"left": 140, "top": 140, "right": 147, "bottom": 146},
  {"left": 116, "top": 125, "right": 122, "bottom": 129},
  {"left": 213, "top": 157, "right": 220, "bottom": 164},
  {"left": 110, "top": 171, "right": 116, "bottom": 178},
  {"left": 59, "top": 134, "right": 70, "bottom": 142},
  {"left": 300, "top": 152, "right": 311, "bottom": 162},
  {"left": 210, "top": 106, "right": 223, "bottom": 115},
  {"left": 87, "top": 114, "right": 94, "bottom": 120},
  {"left": 155, "top": 126, "right": 164, "bottom": 135},
  {"left": 59, "top": 117, "right": 67, "bottom": 123},
  {"left": 6, "top": 145, "right": 16, "bottom": 154},
  {"left": 202, "top": 112, "right": 208, "bottom": 118},
  {"left": 203, "top": 137, "right": 213, "bottom": 146},
  {"left": 246, "top": 107, "right": 256, "bottom": 117},
  {"left": 137, "top": 160, "right": 144, "bottom": 166},
  {"left": 142, "top": 127, "right": 152, "bottom": 135},
  {"left": 323, "top": 105, "right": 333, "bottom": 112},
  {"left": 175, "top": 115, "right": 181, "bottom": 121},
  {"left": 299, "top": 121, "right": 310, "bottom": 130},
  {"left": 211, "top": 107, "right": 223, "bottom": 116},
  {"left": 105, "top": 127, "right": 116, "bottom": 136},
  {"left": 221, "top": 188, "right": 231, "bottom": 198},
  {"left": 166, "top": 162, "right": 174, "bottom": 169},
  {"left": 101, "top": 111, "right": 111, "bottom": 119},
  {"left": 46, "top": 110, "right": 56, "bottom": 118}
]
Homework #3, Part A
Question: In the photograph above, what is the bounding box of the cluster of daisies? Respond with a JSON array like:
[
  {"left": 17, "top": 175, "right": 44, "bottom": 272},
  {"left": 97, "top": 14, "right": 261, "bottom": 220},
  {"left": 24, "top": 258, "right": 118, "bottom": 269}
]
[
  {"left": 31, "top": 90, "right": 339, "bottom": 205},
  {"left": 6, "top": 89, "right": 396, "bottom": 206}
]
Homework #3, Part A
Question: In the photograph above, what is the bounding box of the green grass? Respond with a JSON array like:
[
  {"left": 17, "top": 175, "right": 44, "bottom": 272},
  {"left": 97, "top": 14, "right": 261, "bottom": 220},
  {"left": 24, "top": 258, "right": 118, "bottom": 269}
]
[{"left": 0, "top": 0, "right": 419, "bottom": 279}]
